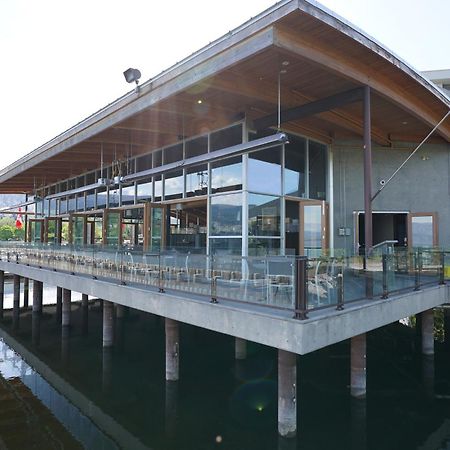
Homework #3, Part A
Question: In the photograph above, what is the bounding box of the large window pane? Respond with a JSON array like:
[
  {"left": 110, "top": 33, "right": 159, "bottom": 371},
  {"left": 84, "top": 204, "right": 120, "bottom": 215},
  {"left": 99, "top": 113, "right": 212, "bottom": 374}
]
[
  {"left": 109, "top": 188, "right": 120, "bottom": 207},
  {"left": 137, "top": 180, "right": 152, "bottom": 202},
  {"left": 164, "top": 170, "right": 183, "bottom": 200},
  {"left": 73, "top": 216, "right": 84, "bottom": 246},
  {"left": 154, "top": 176, "right": 162, "bottom": 202},
  {"left": 248, "top": 146, "right": 281, "bottom": 195},
  {"left": 186, "top": 164, "right": 207, "bottom": 197},
  {"left": 303, "top": 204, "right": 322, "bottom": 257},
  {"left": 122, "top": 184, "right": 136, "bottom": 205},
  {"left": 248, "top": 194, "right": 280, "bottom": 236},
  {"left": 248, "top": 238, "right": 281, "bottom": 256},
  {"left": 136, "top": 153, "right": 152, "bottom": 172},
  {"left": 309, "top": 140, "right": 327, "bottom": 200},
  {"left": 211, "top": 156, "right": 242, "bottom": 193},
  {"left": 86, "top": 190, "right": 96, "bottom": 210},
  {"left": 210, "top": 124, "right": 242, "bottom": 151},
  {"left": 411, "top": 216, "right": 434, "bottom": 247},
  {"left": 164, "top": 144, "right": 183, "bottom": 164},
  {"left": 210, "top": 193, "right": 242, "bottom": 236},
  {"left": 97, "top": 189, "right": 107, "bottom": 209},
  {"left": 209, "top": 238, "right": 242, "bottom": 256},
  {"left": 76, "top": 194, "right": 85, "bottom": 211},
  {"left": 106, "top": 212, "right": 120, "bottom": 247},
  {"left": 284, "top": 135, "right": 306, "bottom": 197},
  {"left": 186, "top": 136, "right": 208, "bottom": 158}
]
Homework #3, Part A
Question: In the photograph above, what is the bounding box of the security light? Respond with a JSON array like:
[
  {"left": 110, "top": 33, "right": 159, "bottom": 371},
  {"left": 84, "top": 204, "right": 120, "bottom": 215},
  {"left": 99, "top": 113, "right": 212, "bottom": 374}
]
[{"left": 123, "top": 68, "right": 141, "bottom": 85}]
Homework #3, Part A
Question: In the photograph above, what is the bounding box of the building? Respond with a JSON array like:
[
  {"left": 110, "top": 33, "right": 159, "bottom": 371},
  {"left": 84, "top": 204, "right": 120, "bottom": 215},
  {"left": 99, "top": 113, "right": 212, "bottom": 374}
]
[{"left": 0, "top": 0, "right": 449, "bottom": 438}]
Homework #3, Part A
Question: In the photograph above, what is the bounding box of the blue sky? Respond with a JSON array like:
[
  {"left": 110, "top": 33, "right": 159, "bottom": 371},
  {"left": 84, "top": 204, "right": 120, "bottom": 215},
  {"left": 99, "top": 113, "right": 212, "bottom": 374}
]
[{"left": 0, "top": 0, "right": 448, "bottom": 172}]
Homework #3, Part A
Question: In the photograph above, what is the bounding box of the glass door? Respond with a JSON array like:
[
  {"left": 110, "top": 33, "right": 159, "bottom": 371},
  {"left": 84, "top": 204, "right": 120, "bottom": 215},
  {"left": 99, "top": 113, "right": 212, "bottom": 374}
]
[
  {"left": 299, "top": 200, "right": 328, "bottom": 257},
  {"left": 28, "top": 219, "right": 44, "bottom": 243},
  {"left": 145, "top": 204, "right": 166, "bottom": 252},
  {"left": 103, "top": 210, "right": 122, "bottom": 248}
]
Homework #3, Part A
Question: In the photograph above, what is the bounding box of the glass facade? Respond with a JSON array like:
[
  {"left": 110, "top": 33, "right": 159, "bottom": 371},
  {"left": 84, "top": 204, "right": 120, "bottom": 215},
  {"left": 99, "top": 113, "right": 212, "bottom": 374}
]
[
  {"left": 285, "top": 135, "right": 306, "bottom": 197},
  {"left": 210, "top": 193, "right": 242, "bottom": 236},
  {"left": 248, "top": 146, "right": 282, "bottom": 195}
]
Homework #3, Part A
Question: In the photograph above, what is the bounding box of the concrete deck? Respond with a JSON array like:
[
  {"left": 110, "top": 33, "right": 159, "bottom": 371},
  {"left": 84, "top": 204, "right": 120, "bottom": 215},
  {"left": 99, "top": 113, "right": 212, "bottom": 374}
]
[{"left": 1, "top": 260, "right": 447, "bottom": 355}]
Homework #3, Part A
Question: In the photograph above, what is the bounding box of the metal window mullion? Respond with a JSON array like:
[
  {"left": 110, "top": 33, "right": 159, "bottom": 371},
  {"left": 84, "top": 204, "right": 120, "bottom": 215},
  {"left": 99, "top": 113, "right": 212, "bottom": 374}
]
[
  {"left": 305, "top": 139, "right": 310, "bottom": 199},
  {"left": 281, "top": 143, "right": 286, "bottom": 255},
  {"left": 328, "top": 145, "right": 334, "bottom": 254}
]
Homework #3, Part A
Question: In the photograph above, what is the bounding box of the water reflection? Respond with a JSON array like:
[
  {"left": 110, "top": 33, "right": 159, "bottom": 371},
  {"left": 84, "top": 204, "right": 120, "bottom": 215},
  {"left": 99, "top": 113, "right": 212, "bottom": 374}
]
[{"left": 32, "top": 311, "right": 40, "bottom": 347}]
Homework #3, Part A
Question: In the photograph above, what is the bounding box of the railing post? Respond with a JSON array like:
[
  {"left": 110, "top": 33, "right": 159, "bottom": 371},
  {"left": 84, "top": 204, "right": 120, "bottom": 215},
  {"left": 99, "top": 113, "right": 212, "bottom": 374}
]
[
  {"left": 381, "top": 254, "right": 388, "bottom": 299},
  {"left": 414, "top": 250, "right": 421, "bottom": 291},
  {"left": 210, "top": 254, "right": 218, "bottom": 303},
  {"left": 336, "top": 263, "right": 344, "bottom": 311},
  {"left": 158, "top": 253, "right": 165, "bottom": 293},
  {"left": 440, "top": 251, "right": 445, "bottom": 285},
  {"left": 294, "top": 257, "right": 308, "bottom": 320}
]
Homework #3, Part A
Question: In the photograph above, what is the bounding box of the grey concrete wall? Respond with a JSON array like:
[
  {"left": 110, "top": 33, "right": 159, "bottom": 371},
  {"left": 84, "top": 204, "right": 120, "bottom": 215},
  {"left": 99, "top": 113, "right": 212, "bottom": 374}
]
[
  {"left": 1, "top": 260, "right": 447, "bottom": 355},
  {"left": 333, "top": 140, "right": 450, "bottom": 254}
]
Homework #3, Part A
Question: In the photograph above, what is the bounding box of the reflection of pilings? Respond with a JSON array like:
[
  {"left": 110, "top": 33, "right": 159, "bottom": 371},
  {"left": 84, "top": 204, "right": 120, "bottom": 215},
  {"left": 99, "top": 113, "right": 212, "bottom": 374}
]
[
  {"left": 23, "top": 278, "right": 29, "bottom": 308},
  {"left": 61, "top": 324, "right": 70, "bottom": 366},
  {"left": 56, "top": 287, "right": 62, "bottom": 323},
  {"left": 13, "top": 274, "right": 20, "bottom": 330},
  {"left": 165, "top": 319, "right": 179, "bottom": 381},
  {"left": 422, "top": 309, "right": 434, "bottom": 355},
  {"left": 81, "top": 294, "right": 89, "bottom": 335},
  {"left": 350, "top": 398, "right": 367, "bottom": 450},
  {"left": 32, "top": 312, "right": 41, "bottom": 347},
  {"left": 0, "top": 270, "right": 4, "bottom": 319},
  {"left": 116, "top": 304, "right": 125, "bottom": 319},
  {"left": 423, "top": 355, "right": 435, "bottom": 399},
  {"left": 165, "top": 380, "right": 178, "bottom": 437},
  {"left": 62, "top": 289, "right": 71, "bottom": 327},
  {"left": 32, "top": 280, "right": 43, "bottom": 314},
  {"left": 351, "top": 334, "right": 366, "bottom": 398},
  {"left": 103, "top": 301, "right": 114, "bottom": 347},
  {"left": 102, "top": 347, "right": 113, "bottom": 392},
  {"left": 277, "top": 435, "right": 297, "bottom": 450},
  {"left": 235, "top": 337, "right": 247, "bottom": 360},
  {"left": 278, "top": 349, "right": 297, "bottom": 438}
]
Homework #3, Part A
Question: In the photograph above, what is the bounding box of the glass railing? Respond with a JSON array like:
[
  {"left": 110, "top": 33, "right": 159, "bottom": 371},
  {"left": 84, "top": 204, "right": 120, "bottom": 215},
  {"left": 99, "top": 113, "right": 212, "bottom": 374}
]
[{"left": 0, "top": 242, "right": 447, "bottom": 318}]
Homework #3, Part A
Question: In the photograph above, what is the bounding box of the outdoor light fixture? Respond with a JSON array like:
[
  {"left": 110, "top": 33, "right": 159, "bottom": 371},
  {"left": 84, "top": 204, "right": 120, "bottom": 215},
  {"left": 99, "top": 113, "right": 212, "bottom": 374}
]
[{"left": 123, "top": 68, "right": 141, "bottom": 85}]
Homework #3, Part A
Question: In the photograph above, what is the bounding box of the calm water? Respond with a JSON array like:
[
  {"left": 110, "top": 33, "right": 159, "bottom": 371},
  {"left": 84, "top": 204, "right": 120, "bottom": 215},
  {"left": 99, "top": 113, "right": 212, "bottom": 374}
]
[{"left": 0, "top": 295, "right": 449, "bottom": 450}]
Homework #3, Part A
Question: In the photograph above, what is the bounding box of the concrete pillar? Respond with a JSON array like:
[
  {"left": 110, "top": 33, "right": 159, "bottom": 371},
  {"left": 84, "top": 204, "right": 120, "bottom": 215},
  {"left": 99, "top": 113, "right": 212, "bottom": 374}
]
[
  {"left": 421, "top": 309, "right": 434, "bottom": 355},
  {"left": 32, "top": 312, "right": 41, "bottom": 347},
  {"left": 351, "top": 334, "right": 366, "bottom": 398},
  {"left": 235, "top": 337, "right": 247, "bottom": 360},
  {"left": 62, "top": 288, "right": 71, "bottom": 327},
  {"left": 32, "top": 280, "right": 43, "bottom": 314},
  {"left": 103, "top": 300, "right": 114, "bottom": 347},
  {"left": 278, "top": 349, "right": 297, "bottom": 438},
  {"left": 0, "top": 270, "right": 4, "bottom": 319},
  {"left": 81, "top": 294, "right": 89, "bottom": 334},
  {"left": 116, "top": 304, "right": 125, "bottom": 318},
  {"left": 13, "top": 274, "right": 20, "bottom": 330},
  {"left": 56, "top": 287, "right": 62, "bottom": 322},
  {"left": 23, "top": 278, "right": 29, "bottom": 308},
  {"left": 165, "top": 318, "right": 179, "bottom": 381}
]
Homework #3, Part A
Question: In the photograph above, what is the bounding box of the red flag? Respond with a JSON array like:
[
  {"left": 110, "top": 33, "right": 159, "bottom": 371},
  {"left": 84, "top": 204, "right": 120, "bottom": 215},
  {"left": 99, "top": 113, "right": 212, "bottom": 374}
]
[{"left": 15, "top": 207, "right": 23, "bottom": 229}]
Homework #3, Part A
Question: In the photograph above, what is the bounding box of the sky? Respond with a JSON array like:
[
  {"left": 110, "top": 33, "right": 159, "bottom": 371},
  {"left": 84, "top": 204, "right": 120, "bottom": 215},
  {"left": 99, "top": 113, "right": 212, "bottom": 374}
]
[{"left": 0, "top": 0, "right": 448, "bottom": 173}]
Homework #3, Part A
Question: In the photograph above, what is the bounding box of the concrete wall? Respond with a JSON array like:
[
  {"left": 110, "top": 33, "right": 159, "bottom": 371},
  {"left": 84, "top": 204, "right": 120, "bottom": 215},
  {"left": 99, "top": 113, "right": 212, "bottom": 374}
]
[{"left": 333, "top": 140, "right": 450, "bottom": 253}]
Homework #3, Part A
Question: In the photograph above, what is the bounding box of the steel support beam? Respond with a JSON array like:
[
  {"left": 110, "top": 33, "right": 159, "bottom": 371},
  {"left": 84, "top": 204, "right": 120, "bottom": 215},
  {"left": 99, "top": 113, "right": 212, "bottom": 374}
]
[{"left": 363, "top": 86, "right": 373, "bottom": 256}]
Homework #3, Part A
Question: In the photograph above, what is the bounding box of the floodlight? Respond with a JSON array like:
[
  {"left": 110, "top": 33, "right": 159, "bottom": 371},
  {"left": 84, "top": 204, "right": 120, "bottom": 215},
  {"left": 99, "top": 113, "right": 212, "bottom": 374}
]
[{"left": 123, "top": 68, "right": 141, "bottom": 85}]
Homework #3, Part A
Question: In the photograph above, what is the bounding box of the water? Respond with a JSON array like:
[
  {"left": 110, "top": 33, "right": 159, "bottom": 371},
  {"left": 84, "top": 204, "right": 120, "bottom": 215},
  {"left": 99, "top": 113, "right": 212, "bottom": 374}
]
[{"left": 0, "top": 297, "right": 449, "bottom": 450}]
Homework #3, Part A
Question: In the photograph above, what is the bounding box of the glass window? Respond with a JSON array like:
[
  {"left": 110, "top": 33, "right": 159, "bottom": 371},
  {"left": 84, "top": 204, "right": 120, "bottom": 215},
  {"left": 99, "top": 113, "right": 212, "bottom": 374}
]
[
  {"left": 97, "top": 188, "right": 107, "bottom": 209},
  {"left": 248, "top": 238, "right": 281, "bottom": 256},
  {"left": 137, "top": 180, "right": 152, "bottom": 202},
  {"left": 59, "top": 198, "right": 67, "bottom": 215},
  {"left": 211, "top": 156, "right": 242, "bottom": 194},
  {"left": 109, "top": 188, "right": 120, "bottom": 207},
  {"left": 122, "top": 184, "right": 136, "bottom": 205},
  {"left": 185, "top": 136, "right": 208, "bottom": 158},
  {"left": 209, "top": 238, "right": 242, "bottom": 256},
  {"left": 210, "top": 124, "right": 242, "bottom": 151},
  {"left": 68, "top": 196, "right": 76, "bottom": 212},
  {"left": 164, "top": 144, "right": 183, "bottom": 164},
  {"left": 86, "top": 190, "right": 96, "bottom": 210},
  {"left": 164, "top": 170, "right": 183, "bottom": 200},
  {"left": 86, "top": 171, "right": 96, "bottom": 185},
  {"left": 136, "top": 153, "right": 152, "bottom": 172},
  {"left": 210, "top": 193, "right": 242, "bottom": 236},
  {"left": 248, "top": 194, "right": 280, "bottom": 236},
  {"left": 76, "top": 194, "right": 85, "bottom": 211},
  {"left": 303, "top": 204, "right": 323, "bottom": 257},
  {"left": 186, "top": 164, "right": 208, "bottom": 197},
  {"left": 411, "top": 216, "right": 434, "bottom": 247},
  {"left": 309, "top": 140, "right": 327, "bottom": 200},
  {"left": 76, "top": 176, "right": 85, "bottom": 188},
  {"left": 248, "top": 146, "right": 282, "bottom": 195},
  {"left": 73, "top": 216, "right": 84, "bottom": 246},
  {"left": 154, "top": 176, "right": 162, "bottom": 202},
  {"left": 153, "top": 150, "right": 162, "bottom": 167},
  {"left": 284, "top": 135, "right": 306, "bottom": 197},
  {"left": 49, "top": 199, "right": 56, "bottom": 216},
  {"left": 105, "top": 212, "right": 120, "bottom": 247}
]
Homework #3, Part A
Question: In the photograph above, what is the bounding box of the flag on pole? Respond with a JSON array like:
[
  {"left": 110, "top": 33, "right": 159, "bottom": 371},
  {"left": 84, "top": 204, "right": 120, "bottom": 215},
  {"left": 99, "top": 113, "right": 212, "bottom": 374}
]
[{"left": 15, "top": 207, "right": 23, "bottom": 230}]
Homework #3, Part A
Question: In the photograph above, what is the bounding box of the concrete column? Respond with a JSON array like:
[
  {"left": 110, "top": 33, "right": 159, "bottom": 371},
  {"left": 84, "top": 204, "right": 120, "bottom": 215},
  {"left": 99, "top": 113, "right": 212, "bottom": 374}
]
[
  {"left": 278, "top": 349, "right": 297, "bottom": 438},
  {"left": 351, "top": 334, "right": 367, "bottom": 398},
  {"left": 23, "top": 278, "right": 29, "bottom": 308},
  {"left": 0, "top": 270, "right": 4, "bottom": 319},
  {"left": 32, "top": 280, "right": 43, "bottom": 314},
  {"left": 56, "top": 287, "right": 62, "bottom": 322},
  {"left": 165, "top": 318, "right": 179, "bottom": 381},
  {"left": 235, "top": 337, "right": 247, "bottom": 360},
  {"left": 103, "top": 300, "right": 114, "bottom": 347},
  {"left": 421, "top": 309, "right": 434, "bottom": 355},
  {"left": 13, "top": 274, "right": 20, "bottom": 330},
  {"left": 81, "top": 294, "right": 89, "bottom": 334},
  {"left": 62, "top": 288, "right": 71, "bottom": 327},
  {"left": 116, "top": 304, "right": 125, "bottom": 318}
]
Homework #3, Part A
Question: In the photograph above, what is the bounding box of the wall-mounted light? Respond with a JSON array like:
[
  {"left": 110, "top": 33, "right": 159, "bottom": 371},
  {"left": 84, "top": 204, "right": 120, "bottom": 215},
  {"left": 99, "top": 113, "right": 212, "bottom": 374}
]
[{"left": 123, "top": 68, "right": 142, "bottom": 92}]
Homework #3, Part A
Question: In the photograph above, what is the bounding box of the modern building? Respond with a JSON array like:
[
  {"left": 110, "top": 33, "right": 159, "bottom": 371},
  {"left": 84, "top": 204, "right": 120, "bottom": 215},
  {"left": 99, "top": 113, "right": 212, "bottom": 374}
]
[{"left": 0, "top": 0, "right": 449, "bottom": 439}]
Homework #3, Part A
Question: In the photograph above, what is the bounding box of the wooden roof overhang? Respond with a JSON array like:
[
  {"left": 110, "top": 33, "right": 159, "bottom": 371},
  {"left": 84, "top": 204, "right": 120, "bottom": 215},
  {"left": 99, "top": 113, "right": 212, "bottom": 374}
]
[{"left": 1, "top": 0, "right": 448, "bottom": 194}]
